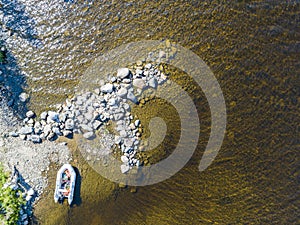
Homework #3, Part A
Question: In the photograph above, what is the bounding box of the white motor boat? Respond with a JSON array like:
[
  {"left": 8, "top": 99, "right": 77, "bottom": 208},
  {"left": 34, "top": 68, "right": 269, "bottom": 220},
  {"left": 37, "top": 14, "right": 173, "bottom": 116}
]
[{"left": 54, "top": 164, "right": 76, "bottom": 205}]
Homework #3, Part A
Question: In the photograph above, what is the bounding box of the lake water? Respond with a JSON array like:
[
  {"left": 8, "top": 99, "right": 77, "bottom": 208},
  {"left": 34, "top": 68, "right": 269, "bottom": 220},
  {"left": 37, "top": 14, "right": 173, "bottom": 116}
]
[{"left": 1, "top": 0, "right": 299, "bottom": 224}]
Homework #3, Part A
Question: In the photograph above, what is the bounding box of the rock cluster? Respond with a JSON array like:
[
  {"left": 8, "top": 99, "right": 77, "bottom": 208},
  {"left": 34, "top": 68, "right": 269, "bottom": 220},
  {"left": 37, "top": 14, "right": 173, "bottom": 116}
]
[{"left": 11, "top": 63, "right": 167, "bottom": 173}]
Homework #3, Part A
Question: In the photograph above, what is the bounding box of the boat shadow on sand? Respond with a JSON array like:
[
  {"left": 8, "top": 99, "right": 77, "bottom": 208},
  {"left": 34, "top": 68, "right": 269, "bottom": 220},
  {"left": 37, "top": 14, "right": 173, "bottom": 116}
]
[{"left": 70, "top": 166, "right": 82, "bottom": 207}]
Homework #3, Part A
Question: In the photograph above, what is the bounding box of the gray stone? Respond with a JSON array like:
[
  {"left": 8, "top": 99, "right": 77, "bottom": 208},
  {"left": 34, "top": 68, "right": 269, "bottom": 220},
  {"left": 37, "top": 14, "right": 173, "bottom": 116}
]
[
  {"left": 47, "top": 111, "right": 59, "bottom": 123},
  {"left": 116, "top": 120, "right": 125, "bottom": 125},
  {"left": 120, "top": 164, "right": 130, "bottom": 173},
  {"left": 43, "top": 124, "right": 52, "bottom": 135},
  {"left": 29, "top": 135, "right": 41, "bottom": 143},
  {"left": 83, "top": 132, "right": 95, "bottom": 140},
  {"left": 124, "top": 138, "right": 134, "bottom": 147},
  {"left": 27, "top": 118, "right": 34, "bottom": 125},
  {"left": 34, "top": 121, "right": 42, "bottom": 129},
  {"left": 143, "top": 70, "right": 149, "bottom": 76},
  {"left": 87, "top": 106, "right": 94, "bottom": 113},
  {"left": 40, "top": 120, "right": 47, "bottom": 126},
  {"left": 25, "top": 194, "right": 32, "bottom": 201},
  {"left": 65, "top": 99, "right": 72, "bottom": 108},
  {"left": 19, "top": 126, "right": 33, "bottom": 135},
  {"left": 19, "top": 92, "right": 29, "bottom": 102},
  {"left": 27, "top": 188, "right": 35, "bottom": 196},
  {"left": 120, "top": 130, "right": 128, "bottom": 137},
  {"left": 84, "top": 112, "right": 94, "bottom": 121},
  {"left": 135, "top": 68, "right": 143, "bottom": 75},
  {"left": 63, "top": 130, "right": 73, "bottom": 137},
  {"left": 121, "top": 155, "right": 129, "bottom": 163},
  {"left": 92, "top": 120, "right": 102, "bottom": 130},
  {"left": 65, "top": 119, "right": 75, "bottom": 130},
  {"left": 122, "top": 83, "right": 132, "bottom": 89},
  {"left": 9, "top": 132, "right": 19, "bottom": 137},
  {"left": 159, "top": 50, "right": 166, "bottom": 58},
  {"left": 101, "top": 83, "right": 114, "bottom": 93},
  {"left": 94, "top": 88, "right": 100, "bottom": 95},
  {"left": 124, "top": 147, "right": 132, "bottom": 153},
  {"left": 122, "top": 78, "right": 131, "bottom": 84},
  {"left": 52, "top": 127, "right": 62, "bottom": 136},
  {"left": 108, "top": 98, "right": 117, "bottom": 106},
  {"left": 26, "top": 111, "right": 35, "bottom": 118},
  {"left": 59, "top": 113, "right": 67, "bottom": 123},
  {"left": 116, "top": 87, "right": 128, "bottom": 97},
  {"left": 134, "top": 139, "right": 140, "bottom": 146},
  {"left": 77, "top": 115, "right": 85, "bottom": 123},
  {"left": 99, "top": 114, "right": 107, "bottom": 122},
  {"left": 117, "top": 68, "right": 130, "bottom": 79},
  {"left": 76, "top": 98, "right": 83, "bottom": 105},
  {"left": 114, "top": 113, "right": 124, "bottom": 121},
  {"left": 136, "top": 60, "right": 143, "bottom": 66},
  {"left": 111, "top": 76, "right": 117, "bottom": 83},
  {"left": 80, "top": 124, "right": 93, "bottom": 132},
  {"left": 123, "top": 103, "right": 130, "bottom": 111},
  {"left": 114, "top": 136, "right": 122, "bottom": 145},
  {"left": 21, "top": 213, "right": 28, "bottom": 221},
  {"left": 127, "top": 91, "right": 138, "bottom": 104},
  {"left": 47, "top": 132, "right": 56, "bottom": 141},
  {"left": 40, "top": 111, "right": 47, "bottom": 120},
  {"left": 133, "top": 78, "right": 146, "bottom": 89},
  {"left": 74, "top": 110, "right": 81, "bottom": 117},
  {"left": 19, "top": 134, "right": 26, "bottom": 140},
  {"left": 115, "top": 124, "right": 125, "bottom": 132},
  {"left": 145, "top": 63, "right": 152, "bottom": 69},
  {"left": 134, "top": 120, "right": 140, "bottom": 127},
  {"left": 93, "top": 102, "right": 100, "bottom": 108},
  {"left": 148, "top": 77, "right": 158, "bottom": 89},
  {"left": 129, "top": 123, "right": 136, "bottom": 130},
  {"left": 56, "top": 104, "right": 63, "bottom": 112},
  {"left": 136, "top": 160, "right": 140, "bottom": 167}
]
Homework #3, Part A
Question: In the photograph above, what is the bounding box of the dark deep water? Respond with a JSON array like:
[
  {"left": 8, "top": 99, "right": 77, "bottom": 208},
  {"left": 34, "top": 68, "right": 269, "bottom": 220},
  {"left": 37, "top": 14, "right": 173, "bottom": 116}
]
[{"left": 0, "top": 0, "right": 299, "bottom": 224}]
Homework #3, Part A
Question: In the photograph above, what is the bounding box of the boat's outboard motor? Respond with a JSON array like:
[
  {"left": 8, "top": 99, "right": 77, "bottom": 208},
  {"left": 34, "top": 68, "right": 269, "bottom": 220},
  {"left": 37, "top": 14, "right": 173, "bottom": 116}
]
[{"left": 58, "top": 195, "right": 64, "bottom": 204}]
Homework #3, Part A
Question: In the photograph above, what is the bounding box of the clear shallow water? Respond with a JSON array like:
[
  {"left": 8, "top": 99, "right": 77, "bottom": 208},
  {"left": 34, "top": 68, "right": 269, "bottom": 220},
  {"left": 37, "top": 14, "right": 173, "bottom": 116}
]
[{"left": 1, "top": 0, "right": 299, "bottom": 224}]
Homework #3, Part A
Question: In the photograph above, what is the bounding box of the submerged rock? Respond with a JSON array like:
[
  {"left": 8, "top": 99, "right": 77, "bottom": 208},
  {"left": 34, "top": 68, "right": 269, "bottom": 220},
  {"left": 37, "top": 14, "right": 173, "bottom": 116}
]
[
  {"left": 148, "top": 77, "right": 158, "bottom": 89},
  {"left": 117, "top": 68, "right": 130, "bottom": 79},
  {"left": 133, "top": 78, "right": 146, "bottom": 89},
  {"left": 19, "top": 92, "right": 29, "bottom": 102},
  {"left": 127, "top": 91, "right": 138, "bottom": 104},
  {"left": 120, "top": 164, "right": 130, "bottom": 173},
  {"left": 121, "top": 155, "right": 129, "bottom": 163},
  {"left": 117, "top": 87, "right": 128, "bottom": 97}
]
